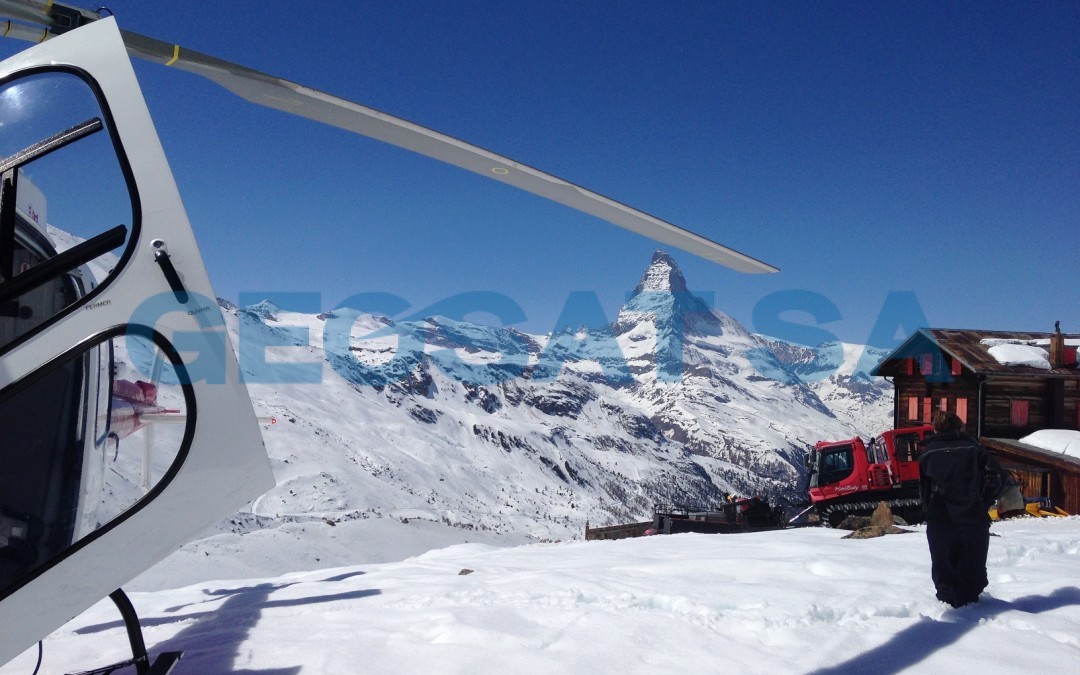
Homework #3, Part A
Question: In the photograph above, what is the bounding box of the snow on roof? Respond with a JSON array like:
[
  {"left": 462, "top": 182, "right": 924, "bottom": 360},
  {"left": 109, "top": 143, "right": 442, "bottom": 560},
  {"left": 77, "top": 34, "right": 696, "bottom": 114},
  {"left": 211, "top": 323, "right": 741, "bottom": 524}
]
[
  {"left": 1020, "top": 429, "right": 1080, "bottom": 460},
  {"left": 981, "top": 339, "right": 1051, "bottom": 370}
]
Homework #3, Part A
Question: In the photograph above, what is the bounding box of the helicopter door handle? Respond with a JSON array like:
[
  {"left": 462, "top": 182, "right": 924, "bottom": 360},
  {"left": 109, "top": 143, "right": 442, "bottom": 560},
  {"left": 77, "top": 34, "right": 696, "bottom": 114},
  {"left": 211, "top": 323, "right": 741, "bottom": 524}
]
[{"left": 152, "top": 243, "right": 189, "bottom": 304}]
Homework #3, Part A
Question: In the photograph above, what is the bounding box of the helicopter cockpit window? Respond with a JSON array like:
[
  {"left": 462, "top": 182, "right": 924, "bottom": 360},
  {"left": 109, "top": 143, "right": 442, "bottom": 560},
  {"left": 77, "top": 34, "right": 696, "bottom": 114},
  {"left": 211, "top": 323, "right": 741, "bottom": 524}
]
[
  {"left": 0, "top": 70, "right": 134, "bottom": 351},
  {"left": 0, "top": 331, "right": 189, "bottom": 598}
]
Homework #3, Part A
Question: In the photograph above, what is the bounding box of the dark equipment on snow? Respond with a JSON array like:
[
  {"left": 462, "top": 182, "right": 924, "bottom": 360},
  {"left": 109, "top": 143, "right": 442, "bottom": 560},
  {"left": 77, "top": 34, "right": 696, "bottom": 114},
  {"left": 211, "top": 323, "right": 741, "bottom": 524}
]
[{"left": 585, "top": 499, "right": 786, "bottom": 540}]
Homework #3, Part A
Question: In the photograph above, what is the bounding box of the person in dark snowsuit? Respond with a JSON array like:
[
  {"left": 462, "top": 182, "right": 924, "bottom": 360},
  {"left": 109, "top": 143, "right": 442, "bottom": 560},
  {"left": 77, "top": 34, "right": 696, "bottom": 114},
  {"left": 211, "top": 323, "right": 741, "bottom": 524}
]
[{"left": 919, "top": 410, "right": 994, "bottom": 608}]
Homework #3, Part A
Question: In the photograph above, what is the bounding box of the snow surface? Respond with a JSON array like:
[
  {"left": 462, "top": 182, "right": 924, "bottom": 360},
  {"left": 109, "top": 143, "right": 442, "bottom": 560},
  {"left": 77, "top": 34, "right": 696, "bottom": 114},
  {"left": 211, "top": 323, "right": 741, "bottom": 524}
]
[
  {"left": 2, "top": 517, "right": 1078, "bottom": 674},
  {"left": 1021, "top": 430, "right": 1080, "bottom": 460},
  {"left": 985, "top": 343, "right": 1052, "bottom": 370},
  {"left": 980, "top": 337, "right": 1080, "bottom": 370}
]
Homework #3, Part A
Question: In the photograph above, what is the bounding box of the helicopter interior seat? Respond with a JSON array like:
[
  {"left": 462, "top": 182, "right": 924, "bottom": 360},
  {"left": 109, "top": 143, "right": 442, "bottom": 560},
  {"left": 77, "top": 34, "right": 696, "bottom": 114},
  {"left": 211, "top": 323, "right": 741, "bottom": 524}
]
[{"left": 0, "top": 356, "right": 84, "bottom": 592}]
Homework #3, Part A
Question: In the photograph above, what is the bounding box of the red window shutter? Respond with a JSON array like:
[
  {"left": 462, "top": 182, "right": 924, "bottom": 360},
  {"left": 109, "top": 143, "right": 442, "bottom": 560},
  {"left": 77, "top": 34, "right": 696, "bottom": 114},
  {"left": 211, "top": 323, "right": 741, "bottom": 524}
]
[
  {"left": 908, "top": 397, "right": 919, "bottom": 421},
  {"left": 939, "top": 397, "right": 948, "bottom": 411},
  {"left": 904, "top": 358, "right": 914, "bottom": 375},
  {"left": 1065, "top": 346, "right": 1078, "bottom": 367},
  {"left": 1010, "top": 400, "right": 1029, "bottom": 427},
  {"left": 957, "top": 398, "right": 968, "bottom": 424},
  {"left": 950, "top": 357, "right": 962, "bottom": 376},
  {"left": 920, "top": 354, "right": 934, "bottom": 375},
  {"left": 923, "top": 397, "right": 932, "bottom": 422}
]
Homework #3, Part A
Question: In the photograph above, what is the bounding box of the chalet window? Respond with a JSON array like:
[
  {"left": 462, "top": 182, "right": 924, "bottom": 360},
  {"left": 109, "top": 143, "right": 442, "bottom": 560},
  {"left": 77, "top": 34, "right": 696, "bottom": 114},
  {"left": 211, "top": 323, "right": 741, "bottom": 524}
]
[
  {"left": 908, "top": 397, "right": 919, "bottom": 421},
  {"left": 1010, "top": 400, "right": 1029, "bottom": 427},
  {"left": 957, "top": 398, "right": 968, "bottom": 425},
  {"left": 920, "top": 354, "right": 934, "bottom": 375}
]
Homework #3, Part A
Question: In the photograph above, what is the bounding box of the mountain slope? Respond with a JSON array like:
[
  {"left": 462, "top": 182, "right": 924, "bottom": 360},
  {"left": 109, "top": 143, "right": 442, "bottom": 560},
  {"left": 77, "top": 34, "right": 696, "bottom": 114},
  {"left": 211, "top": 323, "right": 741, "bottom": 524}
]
[
  {"left": 126, "top": 251, "right": 892, "bottom": 586},
  {"left": 44, "top": 228, "right": 891, "bottom": 586}
]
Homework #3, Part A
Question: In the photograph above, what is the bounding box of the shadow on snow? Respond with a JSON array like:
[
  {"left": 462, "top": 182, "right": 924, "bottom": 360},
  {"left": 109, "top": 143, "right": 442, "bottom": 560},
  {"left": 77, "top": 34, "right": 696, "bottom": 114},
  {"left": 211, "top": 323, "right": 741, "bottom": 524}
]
[
  {"left": 807, "top": 586, "right": 1080, "bottom": 675},
  {"left": 75, "top": 571, "right": 379, "bottom": 674}
]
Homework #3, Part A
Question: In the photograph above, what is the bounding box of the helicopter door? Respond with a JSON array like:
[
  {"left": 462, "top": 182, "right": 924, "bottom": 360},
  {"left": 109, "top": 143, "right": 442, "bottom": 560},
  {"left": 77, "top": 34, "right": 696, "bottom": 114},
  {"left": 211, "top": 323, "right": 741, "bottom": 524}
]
[{"left": 0, "top": 18, "right": 273, "bottom": 664}]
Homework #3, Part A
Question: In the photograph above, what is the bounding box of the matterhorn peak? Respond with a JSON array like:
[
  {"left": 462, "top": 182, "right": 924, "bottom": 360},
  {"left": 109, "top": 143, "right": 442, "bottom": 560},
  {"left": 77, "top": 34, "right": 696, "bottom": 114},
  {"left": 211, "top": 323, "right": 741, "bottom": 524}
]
[
  {"left": 633, "top": 250, "right": 688, "bottom": 295},
  {"left": 616, "top": 250, "right": 753, "bottom": 342}
]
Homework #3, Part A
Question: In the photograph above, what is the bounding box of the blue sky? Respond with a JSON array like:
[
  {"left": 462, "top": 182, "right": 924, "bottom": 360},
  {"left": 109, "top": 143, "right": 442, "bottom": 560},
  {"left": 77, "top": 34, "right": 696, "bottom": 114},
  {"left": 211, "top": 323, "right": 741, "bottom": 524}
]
[{"left": 2, "top": 1, "right": 1077, "bottom": 346}]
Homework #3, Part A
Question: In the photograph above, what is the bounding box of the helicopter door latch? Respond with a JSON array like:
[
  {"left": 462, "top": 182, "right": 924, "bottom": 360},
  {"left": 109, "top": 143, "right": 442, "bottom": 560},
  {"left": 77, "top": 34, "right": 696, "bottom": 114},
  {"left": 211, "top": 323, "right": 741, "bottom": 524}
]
[{"left": 151, "top": 240, "right": 189, "bottom": 304}]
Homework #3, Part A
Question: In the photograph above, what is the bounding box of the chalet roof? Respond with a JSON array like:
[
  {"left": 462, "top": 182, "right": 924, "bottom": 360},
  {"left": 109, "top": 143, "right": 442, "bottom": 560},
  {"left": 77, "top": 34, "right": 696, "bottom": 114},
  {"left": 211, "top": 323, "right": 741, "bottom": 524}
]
[
  {"left": 871, "top": 328, "right": 1080, "bottom": 379},
  {"left": 982, "top": 437, "right": 1080, "bottom": 473}
]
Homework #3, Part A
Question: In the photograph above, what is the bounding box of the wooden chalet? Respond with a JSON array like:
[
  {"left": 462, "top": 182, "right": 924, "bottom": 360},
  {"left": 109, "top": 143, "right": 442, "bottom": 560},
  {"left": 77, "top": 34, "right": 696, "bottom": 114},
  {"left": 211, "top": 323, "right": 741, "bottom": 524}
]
[
  {"left": 872, "top": 327, "right": 1080, "bottom": 514},
  {"left": 980, "top": 437, "right": 1080, "bottom": 516}
]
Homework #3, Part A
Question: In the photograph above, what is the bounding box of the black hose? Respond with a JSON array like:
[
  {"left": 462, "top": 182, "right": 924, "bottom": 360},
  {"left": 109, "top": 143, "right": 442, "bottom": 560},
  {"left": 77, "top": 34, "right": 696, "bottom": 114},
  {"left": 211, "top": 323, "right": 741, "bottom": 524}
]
[{"left": 31, "top": 640, "right": 42, "bottom": 675}]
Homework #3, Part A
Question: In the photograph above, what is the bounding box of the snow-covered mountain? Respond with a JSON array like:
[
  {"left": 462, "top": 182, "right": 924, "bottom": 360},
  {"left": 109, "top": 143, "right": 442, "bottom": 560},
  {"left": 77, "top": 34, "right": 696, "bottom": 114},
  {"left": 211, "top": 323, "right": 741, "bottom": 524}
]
[
  {"left": 126, "top": 251, "right": 889, "bottom": 582},
  {"left": 759, "top": 336, "right": 894, "bottom": 433},
  {"left": 45, "top": 228, "right": 892, "bottom": 585}
]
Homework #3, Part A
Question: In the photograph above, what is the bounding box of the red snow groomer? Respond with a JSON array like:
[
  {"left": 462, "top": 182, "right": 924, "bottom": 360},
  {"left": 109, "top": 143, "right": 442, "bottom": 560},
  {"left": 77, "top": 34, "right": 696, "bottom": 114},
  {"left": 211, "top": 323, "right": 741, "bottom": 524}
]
[{"left": 807, "top": 425, "right": 934, "bottom": 527}]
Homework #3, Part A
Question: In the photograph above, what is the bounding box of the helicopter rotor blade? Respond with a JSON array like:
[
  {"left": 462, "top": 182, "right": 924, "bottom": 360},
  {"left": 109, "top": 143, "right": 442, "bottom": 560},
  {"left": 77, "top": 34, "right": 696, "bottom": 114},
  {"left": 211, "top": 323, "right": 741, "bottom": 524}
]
[
  {"left": 118, "top": 31, "right": 778, "bottom": 274},
  {"left": 0, "top": 0, "right": 779, "bottom": 273}
]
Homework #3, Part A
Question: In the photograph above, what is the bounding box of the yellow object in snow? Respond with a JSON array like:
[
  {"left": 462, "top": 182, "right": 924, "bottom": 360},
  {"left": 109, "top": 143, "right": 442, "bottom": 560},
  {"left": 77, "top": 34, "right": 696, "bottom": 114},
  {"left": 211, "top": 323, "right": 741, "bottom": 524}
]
[
  {"left": 989, "top": 499, "right": 1070, "bottom": 521},
  {"left": 1025, "top": 502, "right": 1069, "bottom": 518}
]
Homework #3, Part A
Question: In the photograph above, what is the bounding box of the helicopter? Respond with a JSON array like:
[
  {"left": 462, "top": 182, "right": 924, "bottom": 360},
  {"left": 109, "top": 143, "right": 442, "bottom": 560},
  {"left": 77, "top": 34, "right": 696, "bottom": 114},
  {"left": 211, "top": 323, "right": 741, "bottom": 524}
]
[{"left": 0, "top": 1, "right": 776, "bottom": 671}]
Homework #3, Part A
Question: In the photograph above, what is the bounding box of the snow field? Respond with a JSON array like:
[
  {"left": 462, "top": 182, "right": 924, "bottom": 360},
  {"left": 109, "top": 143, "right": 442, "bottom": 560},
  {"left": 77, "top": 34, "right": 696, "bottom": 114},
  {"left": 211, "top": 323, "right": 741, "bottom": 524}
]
[{"left": 4, "top": 517, "right": 1078, "bottom": 674}]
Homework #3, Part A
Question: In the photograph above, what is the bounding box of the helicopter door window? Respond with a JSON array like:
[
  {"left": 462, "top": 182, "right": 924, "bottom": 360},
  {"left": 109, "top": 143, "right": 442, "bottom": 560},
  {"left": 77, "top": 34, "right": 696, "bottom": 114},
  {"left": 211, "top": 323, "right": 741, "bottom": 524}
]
[
  {"left": 0, "top": 70, "right": 135, "bottom": 351},
  {"left": 0, "top": 330, "right": 189, "bottom": 600}
]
